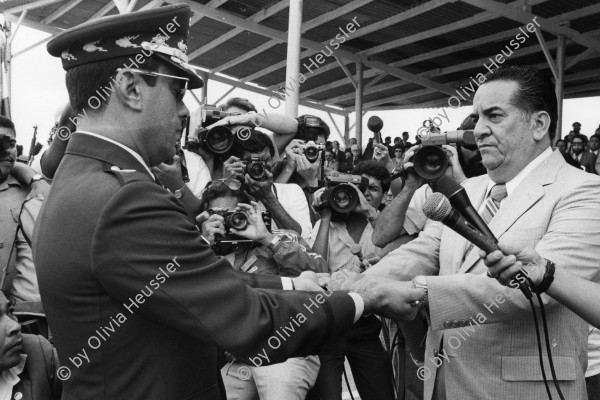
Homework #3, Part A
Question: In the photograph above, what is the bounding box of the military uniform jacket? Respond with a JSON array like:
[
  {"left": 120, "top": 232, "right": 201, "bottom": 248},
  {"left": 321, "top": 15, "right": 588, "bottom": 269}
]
[{"left": 32, "top": 132, "right": 355, "bottom": 400}]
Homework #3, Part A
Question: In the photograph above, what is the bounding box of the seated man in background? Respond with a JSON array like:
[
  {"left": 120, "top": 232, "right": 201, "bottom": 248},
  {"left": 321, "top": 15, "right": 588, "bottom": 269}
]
[
  {"left": 197, "top": 181, "right": 324, "bottom": 400},
  {"left": 323, "top": 149, "right": 340, "bottom": 175}
]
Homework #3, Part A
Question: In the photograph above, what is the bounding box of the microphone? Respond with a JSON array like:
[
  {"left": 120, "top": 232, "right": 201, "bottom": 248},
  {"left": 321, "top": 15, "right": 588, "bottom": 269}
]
[
  {"left": 423, "top": 193, "right": 498, "bottom": 253},
  {"left": 435, "top": 175, "right": 497, "bottom": 241},
  {"left": 423, "top": 193, "right": 531, "bottom": 297},
  {"left": 367, "top": 116, "right": 383, "bottom": 144}
]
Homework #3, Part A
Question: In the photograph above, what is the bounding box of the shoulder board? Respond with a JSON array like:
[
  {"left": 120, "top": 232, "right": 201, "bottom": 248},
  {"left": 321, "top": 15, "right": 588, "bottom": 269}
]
[{"left": 103, "top": 163, "right": 154, "bottom": 186}]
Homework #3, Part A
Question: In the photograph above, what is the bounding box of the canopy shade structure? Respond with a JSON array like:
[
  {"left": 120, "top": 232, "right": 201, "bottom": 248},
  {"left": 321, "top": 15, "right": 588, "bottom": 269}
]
[{"left": 3, "top": 0, "right": 600, "bottom": 120}]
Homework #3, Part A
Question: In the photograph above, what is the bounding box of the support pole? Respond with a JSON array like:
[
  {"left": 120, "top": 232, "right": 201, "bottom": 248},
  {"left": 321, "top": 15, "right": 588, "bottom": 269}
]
[
  {"left": 556, "top": 30, "right": 566, "bottom": 143},
  {"left": 284, "top": 0, "right": 302, "bottom": 118},
  {"left": 344, "top": 114, "right": 350, "bottom": 148},
  {"left": 354, "top": 62, "right": 364, "bottom": 149},
  {"left": 197, "top": 70, "right": 208, "bottom": 104}
]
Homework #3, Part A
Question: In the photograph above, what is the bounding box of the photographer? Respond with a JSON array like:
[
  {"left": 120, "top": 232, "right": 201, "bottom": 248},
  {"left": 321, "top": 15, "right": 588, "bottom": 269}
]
[
  {"left": 307, "top": 161, "right": 396, "bottom": 400},
  {"left": 223, "top": 129, "right": 312, "bottom": 240},
  {"left": 196, "top": 181, "right": 325, "bottom": 400},
  {"left": 274, "top": 114, "right": 329, "bottom": 189}
]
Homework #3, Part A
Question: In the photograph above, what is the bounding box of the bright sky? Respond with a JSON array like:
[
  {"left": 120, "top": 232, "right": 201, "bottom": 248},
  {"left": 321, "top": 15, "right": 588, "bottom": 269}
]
[{"left": 10, "top": 25, "right": 600, "bottom": 153}]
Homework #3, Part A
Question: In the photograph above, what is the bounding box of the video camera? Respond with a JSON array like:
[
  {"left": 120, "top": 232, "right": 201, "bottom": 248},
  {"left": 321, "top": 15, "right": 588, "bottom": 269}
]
[
  {"left": 412, "top": 119, "right": 477, "bottom": 180},
  {"left": 245, "top": 157, "right": 271, "bottom": 180},
  {"left": 185, "top": 105, "right": 250, "bottom": 154},
  {"left": 320, "top": 172, "right": 369, "bottom": 214}
]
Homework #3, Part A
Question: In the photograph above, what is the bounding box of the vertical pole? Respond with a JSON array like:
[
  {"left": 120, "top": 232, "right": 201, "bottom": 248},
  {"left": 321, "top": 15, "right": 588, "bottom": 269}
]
[
  {"left": 197, "top": 70, "right": 208, "bottom": 104},
  {"left": 284, "top": 0, "right": 302, "bottom": 118},
  {"left": 5, "top": 22, "right": 11, "bottom": 118},
  {"left": 355, "top": 62, "right": 363, "bottom": 149},
  {"left": 344, "top": 114, "right": 350, "bottom": 148},
  {"left": 555, "top": 30, "right": 566, "bottom": 143}
]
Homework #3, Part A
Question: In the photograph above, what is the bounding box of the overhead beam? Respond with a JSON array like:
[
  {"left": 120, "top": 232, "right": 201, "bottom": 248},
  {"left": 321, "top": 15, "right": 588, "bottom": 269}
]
[
  {"left": 4, "top": 12, "right": 61, "bottom": 34},
  {"left": 461, "top": 0, "right": 600, "bottom": 53},
  {"left": 1, "top": 0, "right": 62, "bottom": 13},
  {"left": 295, "top": 0, "right": 550, "bottom": 98},
  {"left": 168, "top": 0, "right": 458, "bottom": 97},
  {"left": 248, "top": 0, "right": 451, "bottom": 83},
  {"left": 211, "top": 0, "right": 373, "bottom": 75},
  {"left": 90, "top": 1, "right": 116, "bottom": 20},
  {"left": 206, "top": 73, "right": 346, "bottom": 115},
  {"left": 334, "top": 56, "right": 356, "bottom": 90},
  {"left": 190, "top": 0, "right": 227, "bottom": 26},
  {"left": 318, "top": 4, "right": 600, "bottom": 104},
  {"left": 139, "top": 0, "right": 164, "bottom": 11},
  {"left": 565, "top": 48, "right": 596, "bottom": 71},
  {"left": 41, "top": 0, "right": 82, "bottom": 24},
  {"left": 191, "top": 0, "right": 288, "bottom": 64},
  {"left": 534, "top": 29, "right": 557, "bottom": 80}
]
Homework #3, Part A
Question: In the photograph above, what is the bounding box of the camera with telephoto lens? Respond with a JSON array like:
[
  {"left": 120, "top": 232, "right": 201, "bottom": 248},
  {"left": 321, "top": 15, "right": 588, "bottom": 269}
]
[
  {"left": 412, "top": 119, "right": 478, "bottom": 180},
  {"left": 301, "top": 140, "right": 325, "bottom": 163},
  {"left": 245, "top": 157, "right": 270, "bottom": 180},
  {"left": 185, "top": 105, "right": 249, "bottom": 154},
  {"left": 0, "top": 134, "right": 11, "bottom": 152},
  {"left": 320, "top": 173, "right": 369, "bottom": 214}
]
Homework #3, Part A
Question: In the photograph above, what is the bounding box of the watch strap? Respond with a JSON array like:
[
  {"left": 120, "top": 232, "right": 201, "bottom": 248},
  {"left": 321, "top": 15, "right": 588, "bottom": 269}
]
[{"left": 535, "top": 259, "right": 555, "bottom": 293}]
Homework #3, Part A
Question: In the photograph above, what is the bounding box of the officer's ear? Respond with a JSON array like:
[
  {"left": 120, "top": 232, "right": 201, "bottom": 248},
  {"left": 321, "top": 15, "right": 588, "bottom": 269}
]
[{"left": 114, "top": 68, "right": 143, "bottom": 112}]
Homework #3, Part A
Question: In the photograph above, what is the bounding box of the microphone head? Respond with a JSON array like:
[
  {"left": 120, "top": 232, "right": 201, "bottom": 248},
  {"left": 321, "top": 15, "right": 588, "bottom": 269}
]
[
  {"left": 367, "top": 116, "right": 383, "bottom": 133},
  {"left": 350, "top": 244, "right": 363, "bottom": 257},
  {"left": 436, "top": 175, "right": 464, "bottom": 198},
  {"left": 423, "top": 192, "right": 452, "bottom": 222}
]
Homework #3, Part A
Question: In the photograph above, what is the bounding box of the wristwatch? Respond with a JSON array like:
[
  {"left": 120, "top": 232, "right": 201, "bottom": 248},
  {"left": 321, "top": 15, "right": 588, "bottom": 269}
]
[
  {"left": 411, "top": 275, "right": 428, "bottom": 309},
  {"left": 29, "top": 174, "right": 44, "bottom": 185}
]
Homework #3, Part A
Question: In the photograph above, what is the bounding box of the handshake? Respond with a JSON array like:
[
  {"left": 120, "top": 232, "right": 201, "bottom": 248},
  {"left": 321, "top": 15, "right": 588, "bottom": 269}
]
[{"left": 292, "top": 266, "right": 425, "bottom": 321}]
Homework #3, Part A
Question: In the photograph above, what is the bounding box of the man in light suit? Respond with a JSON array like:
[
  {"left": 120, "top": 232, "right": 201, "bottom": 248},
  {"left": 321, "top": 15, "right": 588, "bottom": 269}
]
[{"left": 345, "top": 66, "right": 600, "bottom": 399}]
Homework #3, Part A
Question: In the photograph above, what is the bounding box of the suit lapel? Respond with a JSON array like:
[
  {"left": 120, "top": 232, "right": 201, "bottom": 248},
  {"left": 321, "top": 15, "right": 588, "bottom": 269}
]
[{"left": 458, "top": 150, "right": 563, "bottom": 274}]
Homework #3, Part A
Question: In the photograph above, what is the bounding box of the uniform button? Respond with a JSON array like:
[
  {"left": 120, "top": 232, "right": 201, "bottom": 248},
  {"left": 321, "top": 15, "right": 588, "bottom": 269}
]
[
  {"left": 451, "top": 320, "right": 459, "bottom": 328},
  {"left": 443, "top": 321, "right": 451, "bottom": 328}
]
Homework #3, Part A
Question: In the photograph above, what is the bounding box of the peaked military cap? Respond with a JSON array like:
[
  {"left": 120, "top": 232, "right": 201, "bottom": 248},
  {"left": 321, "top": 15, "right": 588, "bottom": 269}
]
[{"left": 47, "top": 4, "right": 203, "bottom": 89}]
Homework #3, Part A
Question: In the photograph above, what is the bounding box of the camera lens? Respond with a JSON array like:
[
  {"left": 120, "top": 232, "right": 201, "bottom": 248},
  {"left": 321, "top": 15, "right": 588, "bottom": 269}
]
[
  {"left": 329, "top": 184, "right": 358, "bottom": 213},
  {"left": 413, "top": 146, "right": 449, "bottom": 180},
  {"left": 206, "top": 126, "right": 234, "bottom": 154},
  {"left": 305, "top": 146, "right": 318, "bottom": 162},
  {"left": 226, "top": 212, "right": 248, "bottom": 231},
  {"left": 247, "top": 162, "right": 266, "bottom": 180}
]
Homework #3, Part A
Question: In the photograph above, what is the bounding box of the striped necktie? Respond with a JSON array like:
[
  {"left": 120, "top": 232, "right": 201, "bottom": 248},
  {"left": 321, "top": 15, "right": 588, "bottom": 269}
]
[
  {"left": 481, "top": 184, "right": 508, "bottom": 224},
  {"left": 462, "top": 184, "right": 507, "bottom": 261}
]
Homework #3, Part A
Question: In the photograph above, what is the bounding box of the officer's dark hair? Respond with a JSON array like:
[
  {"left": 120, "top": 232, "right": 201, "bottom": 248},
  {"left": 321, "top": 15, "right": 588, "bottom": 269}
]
[
  {"left": 485, "top": 65, "right": 557, "bottom": 141},
  {"left": 65, "top": 56, "right": 162, "bottom": 113},
  {"left": 199, "top": 184, "right": 251, "bottom": 212},
  {"left": 232, "top": 130, "right": 275, "bottom": 158},
  {"left": 352, "top": 160, "right": 391, "bottom": 193},
  {"left": 219, "top": 97, "right": 257, "bottom": 113},
  {"left": 590, "top": 134, "right": 600, "bottom": 142},
  {"left": 0, "top": 115, "right": 15, "bottom": 134}
]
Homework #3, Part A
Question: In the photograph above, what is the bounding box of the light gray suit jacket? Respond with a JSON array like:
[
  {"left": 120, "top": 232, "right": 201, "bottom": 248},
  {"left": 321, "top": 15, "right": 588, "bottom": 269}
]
[{"left": 368, "top": 150, "right": 600, "bottom": 399}]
